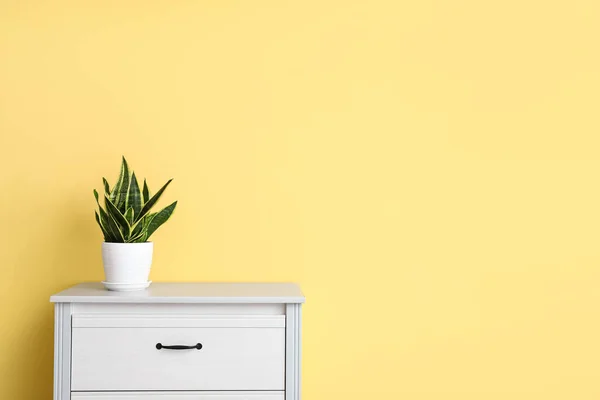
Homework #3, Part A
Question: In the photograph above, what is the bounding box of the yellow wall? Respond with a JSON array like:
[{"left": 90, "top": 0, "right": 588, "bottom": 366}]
[{"left": 1, "top": 0, "right": 600, "bottom": 398}]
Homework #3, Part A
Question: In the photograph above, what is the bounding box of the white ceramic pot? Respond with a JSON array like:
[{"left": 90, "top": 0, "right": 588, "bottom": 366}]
[{"left": 101, "top": 242, "right": 153, "bottom": 291}]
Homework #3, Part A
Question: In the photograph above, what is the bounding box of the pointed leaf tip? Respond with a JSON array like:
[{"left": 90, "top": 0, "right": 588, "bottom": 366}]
[
  {"left": 135, "top": 178, "right": 173, "bottom": 223},
  {"left": 126, "top": 172, "right": 142, "bottom": 218},
  {"left": 115, "top": 158, "right": 131, "bottom": 213},
  {"left": 102, "top": 177, "right": 110, "bottom": 194},
  {"left": 144, "top": 201, "right": 177, "bottom": 240},
  {"left": 142, "top": 179, "right": 150, "bottom": 204}
]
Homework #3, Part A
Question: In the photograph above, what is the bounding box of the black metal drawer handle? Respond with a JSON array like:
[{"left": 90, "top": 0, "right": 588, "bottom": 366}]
[{"left": 156, "top": 343, "right": 202, "bottom": 350}]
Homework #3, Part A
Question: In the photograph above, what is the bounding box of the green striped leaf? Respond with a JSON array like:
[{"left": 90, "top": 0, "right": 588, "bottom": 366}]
[
  {"left": 144, "top": 213, "right": 155, "bottom": 230},
  {"left": 103, "top": 215, "right": 119, "bottom": 242},
  {"left": 130, "top": 217, "right": 144, "bottom": 237},
  {"left": 94, "top": 211, "right": 110, "bottom": 241},
  {"left": 142, "top": 179, "right": 150, "bottom": 204},
  {"left": 124, "top": 207, "right": 134, "bottom": 224},
  {"left": 135, "top": 179, "right": 173, "bottom": 223},
  {"left": 102, "top": 177, "right": 110, "bottom": 195},
  {"left": 94, "top": 190, "right": 117, "bottom": 242},
  {"left": 116, "top": 158, "right": 130, "bottom": 213},
  {"left": 101, "top": 208, "right": 122, "bottom": 241},
  {"left": 126, "top": 230, "right": 146, "bottom": 243},
  {"left": 131, "top": 212, "right": 153, "bottom": 238},
  {"left": 104, "top": 195, "right": 131, "bottom": 238},
  {"left": 109, "top": 157, "right": 127, "bottom": 204},
  {"left": 106, "top": 211, "right": 125, "bottom": 242},
  {"left": 144, "top": 201, "right": 177, "bottom": 240},
  {"left": 128, "top": 212, "right": 157, "bottom": 242},
  {"left": 127, "top": 173, "right": 142, "bottom": 218},
  {"left": 110, "top": 157, "right": 130, "bottom": 213}
]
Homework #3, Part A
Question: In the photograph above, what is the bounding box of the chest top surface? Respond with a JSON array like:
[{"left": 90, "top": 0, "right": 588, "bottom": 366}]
[{"left": 50, "top": 282, "right": 305, "bottom": 304}]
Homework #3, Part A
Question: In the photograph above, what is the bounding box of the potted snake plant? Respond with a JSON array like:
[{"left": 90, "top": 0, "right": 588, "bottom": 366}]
[{"left": 94, "top": 157, "right": 177, "bottom": 291}]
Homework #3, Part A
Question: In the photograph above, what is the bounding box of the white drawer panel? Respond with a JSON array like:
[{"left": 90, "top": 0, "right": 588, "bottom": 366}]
[
  {"left": 73, "top": 314, "right": 285, "bottom": 328},
  {"left": 71, "top": 324, "right": 285, "bottom": 391},
  {"left": 73, "top": 303, "right": 285, "bottom": 315},
  {"left": 71, "top": 392, "right": 284, "bottom": 399}
]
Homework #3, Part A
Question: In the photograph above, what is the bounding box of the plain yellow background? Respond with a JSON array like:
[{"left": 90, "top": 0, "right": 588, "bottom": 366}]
[{"left": 1, "top": 0, "right": 600, "bottom": 398}]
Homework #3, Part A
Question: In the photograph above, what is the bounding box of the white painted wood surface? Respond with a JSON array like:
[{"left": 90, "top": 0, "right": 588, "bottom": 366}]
[
  {"left": 51, "top": 282, "right": 305, "bottom": 304},
  {"left": 73, "top": 302, "right": 285, "bottom": 315},
  {"left": 71, "top": 392, "right": 284, "bottom": 400},
  {"left": 285, "top": 304, "right": 302, "bottom": 400},
  {"left": 51, "top": 283, "right": 303, "bottom": 399},
  {"left": 73, "top": 314, "right": 285, "bottom": 328},
  {"left": 71, "top": 326, "right": 286, "bottom": 391},
  {"left": 53, "top": 303, "right": 71, "bottom": 400}
]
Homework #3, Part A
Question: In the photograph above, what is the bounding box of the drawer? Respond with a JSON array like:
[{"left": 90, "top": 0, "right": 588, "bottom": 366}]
[
  {"left": 71, "top": 392, "right": 284, "bottom": 400},
  {"left": 71, "top": 315, "right": 285, "bottom": 391}
]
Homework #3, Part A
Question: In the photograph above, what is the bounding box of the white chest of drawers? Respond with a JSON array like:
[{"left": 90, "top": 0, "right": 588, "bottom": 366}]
[{"left": 51, "top": 283, "right": 304, "bottom": 400}]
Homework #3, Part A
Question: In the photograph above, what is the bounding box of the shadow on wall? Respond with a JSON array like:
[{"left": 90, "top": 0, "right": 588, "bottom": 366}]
[{"left": 5, "top": 203, "right": 101, "bottom": 399}]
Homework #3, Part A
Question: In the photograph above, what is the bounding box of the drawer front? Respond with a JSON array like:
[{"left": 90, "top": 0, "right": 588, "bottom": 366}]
[
  {"left": 71, "top": 392, "right": 284, "bottom": 400},
  {"left": 72, "top": 317, "right": 285, "bottom": 391}
]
